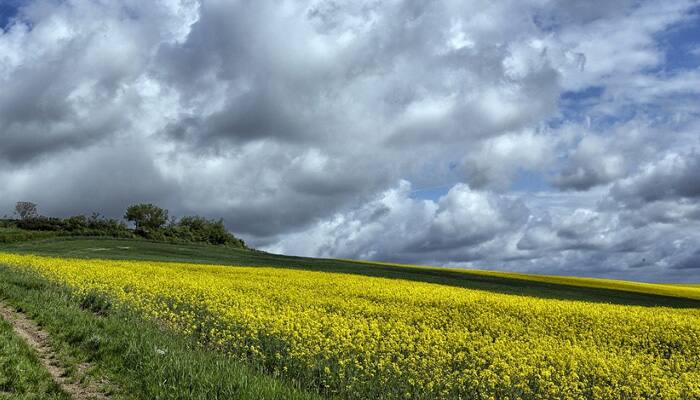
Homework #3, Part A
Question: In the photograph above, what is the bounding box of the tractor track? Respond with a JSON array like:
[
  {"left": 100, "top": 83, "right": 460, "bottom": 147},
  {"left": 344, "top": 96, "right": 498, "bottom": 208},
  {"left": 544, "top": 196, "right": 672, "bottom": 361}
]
[{"left": 0, "top": 302, "right": 111, "bottom": 400}]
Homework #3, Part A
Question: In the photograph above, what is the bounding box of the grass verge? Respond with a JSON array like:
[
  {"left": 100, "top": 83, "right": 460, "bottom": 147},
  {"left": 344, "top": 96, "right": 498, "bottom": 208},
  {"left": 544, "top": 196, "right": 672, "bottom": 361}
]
[
  {"left": 0, "top": 264, "right": 320, "bottom": 400},
  {"left": 0, "top": 318, "right": 69, "bottom": 400}
]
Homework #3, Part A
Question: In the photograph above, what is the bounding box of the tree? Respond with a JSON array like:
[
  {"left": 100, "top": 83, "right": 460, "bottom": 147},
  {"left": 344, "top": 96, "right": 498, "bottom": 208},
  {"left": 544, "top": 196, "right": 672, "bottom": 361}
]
[
  {"left": 15, "top": 201, "right": 38, "bottom": 220},
  {"left": 177, "top": 216, "right": 245, "bottom": 247},
  {"left": 124, "top": 203, "right": 168, "bottom": 233}
]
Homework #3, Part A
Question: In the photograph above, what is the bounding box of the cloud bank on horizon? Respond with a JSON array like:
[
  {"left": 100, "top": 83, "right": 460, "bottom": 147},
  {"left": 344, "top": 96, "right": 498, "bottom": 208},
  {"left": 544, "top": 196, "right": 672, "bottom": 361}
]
[{"left": 1, "top": 0, "right": 699, "bottom": 282}]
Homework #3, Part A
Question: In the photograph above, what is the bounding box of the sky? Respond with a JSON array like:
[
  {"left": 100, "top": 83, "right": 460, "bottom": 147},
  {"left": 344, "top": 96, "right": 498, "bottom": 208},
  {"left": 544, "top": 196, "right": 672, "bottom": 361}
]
[{"left": 1, "top": 0, "right": 699, "bottom": 282}]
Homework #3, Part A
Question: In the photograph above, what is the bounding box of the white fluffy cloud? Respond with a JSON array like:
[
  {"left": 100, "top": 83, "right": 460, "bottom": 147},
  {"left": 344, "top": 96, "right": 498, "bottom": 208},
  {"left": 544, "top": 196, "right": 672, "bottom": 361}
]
[
  {"left": 267, "top": 181, "right": 529, "bottom": 263},
  {"left": 461, "top": 130, "right": 555, "bottom": 189}
]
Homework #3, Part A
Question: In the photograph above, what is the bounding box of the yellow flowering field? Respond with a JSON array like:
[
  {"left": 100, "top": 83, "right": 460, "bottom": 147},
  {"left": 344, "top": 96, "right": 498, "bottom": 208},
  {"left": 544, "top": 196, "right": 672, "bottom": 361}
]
[{"left": 1, "top": 252, "right": 699, "bottom": 399}]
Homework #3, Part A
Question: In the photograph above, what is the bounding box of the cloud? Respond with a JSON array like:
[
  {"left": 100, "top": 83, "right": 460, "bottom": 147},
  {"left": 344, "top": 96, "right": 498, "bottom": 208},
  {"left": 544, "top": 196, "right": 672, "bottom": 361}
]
[
  {"left": 267, "top": 181, "right": 530, "bottom": 263},
  {"left": 461, "top": 130, "right": 555, "bottom": 190},
  {"left": 610, "top": 151, "right": 700, "bottom": 206},
  {"left": 543, "top": 0, "right": 694, "bottom": 91},
  {"left": 553, "top": 133, "right": 627, "bottom": 190},
  {"left": 155, "top": 0, "right": 562, "bottom": 154},
  {"left": 592, "top": 151, "right": 700, "bottom": 229},
  {"left": 672, "top": 249, "right": 700, "bottom": 270},
  {"left": 1, "top": 0, "right": 699, "bottom": 282},
  {"left": 0, "top": 139, "right": 176, "bottom": 218},
  {"left": 0, "top": 1, "right": 161, "bottom": 164},
  {"left": 266, "top": 180, "right": 700, "bottom": 282}
]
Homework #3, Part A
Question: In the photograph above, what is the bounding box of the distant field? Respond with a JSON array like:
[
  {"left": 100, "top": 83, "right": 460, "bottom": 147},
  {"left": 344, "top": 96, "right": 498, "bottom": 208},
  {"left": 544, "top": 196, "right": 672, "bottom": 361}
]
[
  {"left": 2, "top": 237, "right": 699, "bottom": 308},
  {"left": 1, "top": 250, "right": 700, "bottom": 399}
]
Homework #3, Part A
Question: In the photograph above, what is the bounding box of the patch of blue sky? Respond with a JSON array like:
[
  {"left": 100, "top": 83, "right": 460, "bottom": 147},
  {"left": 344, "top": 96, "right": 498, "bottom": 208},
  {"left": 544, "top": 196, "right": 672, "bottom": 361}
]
[
  {"left": 590, "top": 106, "right": 638, "bottom": 129},
  {"left": 650, "top": 4, "right": 700, "bottom": 73},
  {"left": 553, "top": 88, "right": 670, "bottom": 134},
  {"left": 409, "top": 184, "right": 452, "bottom": 201},
  {"left": 550, "top": 4, "right": 700, "bottom": 133},
  {"left": 0, "top": 0, "right": 23, "bottom": 31},
  {"left": 560, "top": 85, "right": 605, "bottom": 103},
  {"left": 510, "top": 169, "right": 551, "bottom": 192},
  {"left": 557, "top": 85, "right": 606, "bottom": 124}
]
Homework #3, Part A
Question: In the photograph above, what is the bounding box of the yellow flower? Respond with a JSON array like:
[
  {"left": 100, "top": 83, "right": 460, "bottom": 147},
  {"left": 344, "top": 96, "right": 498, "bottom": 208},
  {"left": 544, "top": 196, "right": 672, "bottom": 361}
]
[{"left": 1, "top": 252, "right": 699, "bottom": 399}]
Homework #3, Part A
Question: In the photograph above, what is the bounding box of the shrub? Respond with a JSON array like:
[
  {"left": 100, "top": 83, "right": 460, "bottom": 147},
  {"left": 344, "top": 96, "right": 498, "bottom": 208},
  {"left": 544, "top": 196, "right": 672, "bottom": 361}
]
[
  {"left": 4, "top": 203, "right": 245, "bottom": 248},
  {"left": 15, "top": 217, "right": 65, "bottom": 231},
  {"left": 64, "top": 215, "right": 88, "bottom": 232},
  {"left": 177, "top": 216, "right": 246, "bottom": 247}
]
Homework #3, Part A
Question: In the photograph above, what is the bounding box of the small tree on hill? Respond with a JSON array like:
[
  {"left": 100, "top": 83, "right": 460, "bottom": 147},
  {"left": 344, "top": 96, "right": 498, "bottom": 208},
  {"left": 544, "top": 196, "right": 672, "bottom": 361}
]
[
  {"left": 178, "top": 216, "right": 238, "bottom": 245},
  {"left": 124, "top": 203, "right": 168, "bottom": 233},
  {"left": 15, "top": 201, "right": 38, "bottom": 220}
]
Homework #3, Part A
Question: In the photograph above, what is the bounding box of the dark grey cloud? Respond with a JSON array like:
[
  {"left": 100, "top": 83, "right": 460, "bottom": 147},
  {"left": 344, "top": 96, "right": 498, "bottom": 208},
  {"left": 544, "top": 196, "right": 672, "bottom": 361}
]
[
  {"left": 610, "top": 152, "right": 700, "bottom": 207},
  {"left": 162, "top": 87, "right": 309, "bottom": 149},
  {"left": 672, "top": 250, "right": 700, "bottom": 270},
  {"left": 0, "top": 141, "right": 177, "bottom": 219}
]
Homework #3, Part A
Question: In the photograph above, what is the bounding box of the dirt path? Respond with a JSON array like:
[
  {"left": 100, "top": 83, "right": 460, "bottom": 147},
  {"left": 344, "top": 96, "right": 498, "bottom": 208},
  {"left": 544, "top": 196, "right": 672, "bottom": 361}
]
[{"left": 0, "top": 302, "right": 111, "bottom": 399}]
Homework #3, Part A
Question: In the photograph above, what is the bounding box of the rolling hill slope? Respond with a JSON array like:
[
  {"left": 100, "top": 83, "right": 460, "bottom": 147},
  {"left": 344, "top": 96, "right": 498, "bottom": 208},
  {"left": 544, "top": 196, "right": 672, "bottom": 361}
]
[{"left": 1, "top": 236, "right": 699, "bottom": 308}]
